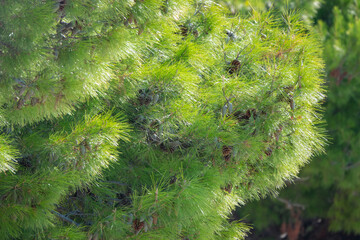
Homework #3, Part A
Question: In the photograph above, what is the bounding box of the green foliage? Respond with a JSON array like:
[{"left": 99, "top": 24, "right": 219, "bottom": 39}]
[
  {"left": 44, "top": 113, "right": 130, "bottom": 179},
  {"left": 0, "top": 171, "right": 78, "bottom": 238},
  {"left": 0, "top": 0, "right": 163, "bottom": 125},
  {"left": 0, "top": 0, "right": 325, "bottom": 239}
]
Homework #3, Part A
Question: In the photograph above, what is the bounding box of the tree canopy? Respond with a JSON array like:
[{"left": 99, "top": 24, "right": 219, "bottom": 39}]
[{"left": 0, "top": 1, "right": 325, "bottom": 239}]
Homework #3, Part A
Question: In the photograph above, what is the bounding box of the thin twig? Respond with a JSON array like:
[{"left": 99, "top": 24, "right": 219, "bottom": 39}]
[
  {"left": 277, "top": 198, "right": 305, "bottom": 210},
  {"left": 235, "top": 43, "right": 250, "bottom": 60},
  {"left": 222, "top": 87, "right": 234, "bottom": 103},
  {"left": 51, "top": 210, "right": 80, "bottom": 226}
]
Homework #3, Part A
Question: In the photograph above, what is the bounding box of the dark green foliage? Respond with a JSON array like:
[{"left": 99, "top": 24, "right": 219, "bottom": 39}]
[
  {"left": 310, "top": 1, "right": 360, "bottom": 233},
  {"left": 0, "top": 0, "right": 325, "bottom": 239}
]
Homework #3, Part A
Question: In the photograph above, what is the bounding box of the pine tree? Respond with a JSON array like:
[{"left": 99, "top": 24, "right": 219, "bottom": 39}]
[
  {"left": 0, "top": 1, "right": 325, "bottom": 239},
  {"left": 236, "top": 0, "right": 360, "bottom": 236}
]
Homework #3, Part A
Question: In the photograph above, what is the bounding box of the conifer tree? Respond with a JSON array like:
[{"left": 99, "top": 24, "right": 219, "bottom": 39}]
[{"left": 0, "top": 0, "right": 325, "bottom": 239}]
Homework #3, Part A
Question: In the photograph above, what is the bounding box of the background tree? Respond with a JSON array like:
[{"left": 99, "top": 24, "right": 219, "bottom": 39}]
[
  {"left": 228, "top": 0, "right": 360, "bottom": 238},
  {"left": 0, "top": 0, "right": 325, "bottom": 239}
]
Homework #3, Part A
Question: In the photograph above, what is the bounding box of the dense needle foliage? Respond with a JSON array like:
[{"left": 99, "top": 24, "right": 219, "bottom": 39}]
[{"left": 0, "top": 0, "right": 325, "bottom": 239}]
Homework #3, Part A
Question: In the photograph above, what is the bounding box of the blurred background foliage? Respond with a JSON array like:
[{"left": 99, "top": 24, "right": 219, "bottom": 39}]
[{"left": 217, "top": 0, "right": 360, "bottom": 239}]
